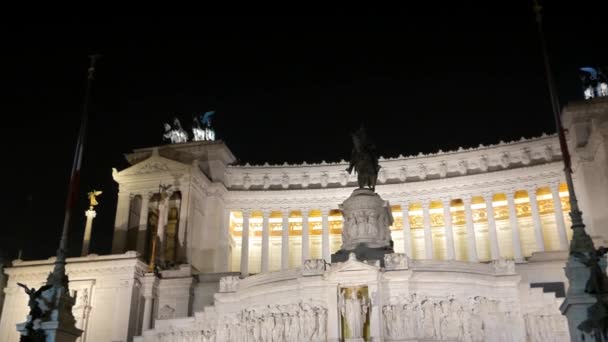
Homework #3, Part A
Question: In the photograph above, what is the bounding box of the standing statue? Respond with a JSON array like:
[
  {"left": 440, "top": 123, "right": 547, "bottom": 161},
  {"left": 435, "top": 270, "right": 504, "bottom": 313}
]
[
  {"left": 163, "top": 117, "right": 188, "bottom": 144},
  {"left": 339, "top": 288, "right": 369, "bottom": 339},
  {"left": 346, "top": 125, "right": 381, "bottom": 191},
  {"left": 87, "top": 190, "right": 102, "bottom": 210}
]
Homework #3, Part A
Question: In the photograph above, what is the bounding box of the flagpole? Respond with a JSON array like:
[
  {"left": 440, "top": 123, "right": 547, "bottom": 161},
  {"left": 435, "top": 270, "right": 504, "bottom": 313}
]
[
  {"left": 47, "top": 54, "right": 101, "bottom": 287},
  {"left": 532, "top": 1, "right": 593, "bottom": 254}
]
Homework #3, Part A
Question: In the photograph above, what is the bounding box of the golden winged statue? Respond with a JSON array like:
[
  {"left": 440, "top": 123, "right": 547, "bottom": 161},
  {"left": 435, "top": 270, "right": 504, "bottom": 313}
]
[{"left": 87, "top": 190, "right": 103, "bottom": 209}]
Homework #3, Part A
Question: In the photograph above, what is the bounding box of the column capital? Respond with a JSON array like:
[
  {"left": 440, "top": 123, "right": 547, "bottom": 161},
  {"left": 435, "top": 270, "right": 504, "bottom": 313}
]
[
  {"left": 419, "top": 198, "right": 431, "bottom": 208},
  {"left": 549, "top": 180, "right": 562, "bottom": 192},
  {"left": 504, "top": 190, "right": 516, "bottom": 200},
  {"left": 461, "top": 194, "right": 473, "bottom": 205},
  {"left": 261, "top": 210, "right": 271, "bottom": 219},
  {"left": 439, "top": 197, "right": 452, "bottom": 206},
  {"left": 481, "top": 190, "right": 495, "bottom": 200},
  {"left": 401, "top": 202, "right": 410, "bottom": 211},
  {"left": 241, "top": 209, "right": 252, "bottom": 218},
  {"left": 301, "top": 208, "right": 311, "bottom": 218},
  {"left": 320, "top": 207, "right": 331, "bottom": 216},
  {"left": 280, "top": 208, "right": 291, "bottom": 217},
  {"left": 524, "top": 184, "right": 539, "bottom": 195}
]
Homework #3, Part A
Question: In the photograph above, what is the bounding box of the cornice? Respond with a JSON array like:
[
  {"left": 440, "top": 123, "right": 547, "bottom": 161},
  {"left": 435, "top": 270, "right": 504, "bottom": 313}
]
[{"left": 225, "top": 135, "right": 561, "bottom": 191}]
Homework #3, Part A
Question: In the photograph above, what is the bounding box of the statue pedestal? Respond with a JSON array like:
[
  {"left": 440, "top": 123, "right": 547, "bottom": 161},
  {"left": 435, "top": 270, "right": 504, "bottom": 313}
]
[
  {"left": 560, "top": 256, "right": 607, "bottom": 341},
  {"left": 331, "top": 189, "right": 394, "bottom": 266},
  {"left": 16, "top": 286, "right": 82, "bottom": 342},
  {"left": 17, "top": 320, "right": 82, "bottom": 342}
]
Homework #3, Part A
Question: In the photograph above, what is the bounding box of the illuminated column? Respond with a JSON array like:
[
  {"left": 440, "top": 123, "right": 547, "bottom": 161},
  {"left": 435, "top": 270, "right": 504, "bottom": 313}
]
[
  {"left": 156, "top": 194, "right": 171, "bottom": 265},
  {"left": 550, "top": 182, "right": 569, "bottom": 250},
  {"left": 483, "top": 192, "right": 500, "bottom": 260},
  {"left": 506, "top": 190, "right": 524, "bottom": 262},
  {"left": 261, "top": 210, "right": 270, "bottom": 273},
  {"left": 301, "top": 210, "right": 310, "bottom": 263},
  {"left": 421, "top": 200, "right": 434, "bottom": 259},
  {"left": 463, "top": 195, "right": 478, "bottom": 262},
  {"left": 401, "top": 202, "right": 412, "bottom": 257},
  {"left": 321, "top": 208, "right": 330, "bottom": 262},
  {"left": 111, "top": 192, "right": 131, "bottom": 253},
  {"left": 240, "top": 210, "right": 250, "bottom": 277},
  {"left": 281, "top": 210, "right": 290, "bottom": 270},
  {"left": 441, "top": 198, "right": 455, "bottom": 260},
  {"left": 526, "top": 186, "right": 545, "bottom": 252},
  {"left": 136, "top": 193, "right": 151, "bottom": 257},
  {"left": 81, "top": 209, "right": 97, "bottom": 256}
]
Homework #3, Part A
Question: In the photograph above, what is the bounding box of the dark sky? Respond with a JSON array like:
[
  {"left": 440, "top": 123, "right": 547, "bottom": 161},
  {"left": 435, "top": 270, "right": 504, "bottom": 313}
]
[{"left": 3, "top": 7, "right": 607, "bottom": 261}]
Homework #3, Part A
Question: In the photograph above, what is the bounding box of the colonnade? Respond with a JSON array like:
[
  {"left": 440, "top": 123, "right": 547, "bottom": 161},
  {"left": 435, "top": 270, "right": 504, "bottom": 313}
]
[{"left": 232, "top": 182, "right": 570, "bottom": 276}]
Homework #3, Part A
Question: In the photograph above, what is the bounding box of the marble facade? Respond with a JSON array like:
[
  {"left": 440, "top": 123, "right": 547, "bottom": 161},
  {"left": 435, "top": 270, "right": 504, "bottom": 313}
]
[{"left": 1, "top": 98, "right": 607, "bottom": 341}]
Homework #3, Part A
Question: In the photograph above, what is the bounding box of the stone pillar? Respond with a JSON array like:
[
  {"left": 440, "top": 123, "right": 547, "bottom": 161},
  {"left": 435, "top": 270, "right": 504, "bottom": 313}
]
[
  {"left": 281, "top": 210, "right": 290, "bottom": 270},
  {"left": 483, "top": 192, "right": 500, "bottom": 260},
  {"left": 177, "top": 187, "right": 190, "bottom": 264},
  {"left": 261, "top": 210, "right": 270, "bottom": 273},
  {"left": 140, "top": 274, "right": 156, "bottom": 331},
  {"left": 551, "top": 182, "right": 569, "bottom": 250},
  {"left": 463, "top": 195, "right": 479, "bottom": 262},
  {"left": 240, "top": 210, "right": 250, "bottom": 277},
  {"left": 526, "top": 185, "right": 546, "bottom": 252},
  {"left": 401, "top": 202, "right": 412, "bottom": 257},
  {"left": 111, "top": 192, "right": 131, "bottom": 254},
  {"left": 441, "top": 198, "right": 455, "bottom": 260},
  {"left": 301, "top": 210, "right": 310, "bottom": 263},
  {"left": 421, "top": 200, "right": 434, "bottom": 259},
  {"left": 136, "top": 193, "right": 151, "bottom": 257},
  {"left": 156, "top": 195, "right": 170, "bottom": 265},
  {"left": 81, "top": 209, "right": 97, "bottom": 256},
  {"left": 506, "top": 190, "right": 524, "bottom": 262},
  {"left": 322, "top": 208, "right": 330, "bottom": 262}
]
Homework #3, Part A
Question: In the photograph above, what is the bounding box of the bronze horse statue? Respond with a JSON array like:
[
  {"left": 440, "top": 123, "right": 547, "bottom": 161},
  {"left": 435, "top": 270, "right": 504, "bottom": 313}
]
[{"left": 346, "top": 126, "right": 381, "bottom": 191}]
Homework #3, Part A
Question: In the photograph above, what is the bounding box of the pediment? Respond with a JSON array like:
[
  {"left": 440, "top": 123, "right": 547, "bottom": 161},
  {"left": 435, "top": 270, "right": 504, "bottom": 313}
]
[
  {"left": 115, "top": 153, "right": 190, "bottom": 178},
  {"left": 324, "top": 253, "right": 380, "bottom": 282}
]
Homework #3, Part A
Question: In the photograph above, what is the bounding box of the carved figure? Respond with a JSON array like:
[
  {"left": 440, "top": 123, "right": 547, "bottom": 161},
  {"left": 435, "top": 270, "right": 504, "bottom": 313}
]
[
  {"left": 192, "top": 111, "right": 216, "bottom": 141},
  {"left": 346, "top": 125, "right": 381, "bottom": 191},
  {"left": 87, "top": 190, "right": 102, "bottom": 210},
  {"left": 17, "top": 283, "right": 51, "bottom": 321},
  {"left": 339, "top": 288, "right": 369, "bottom": 338},
  {"left": 163, "top": 117, "right": 188, "bottom": 144},
  {"left": 573, "top": 246, "right": 608, "bottom": 294}
]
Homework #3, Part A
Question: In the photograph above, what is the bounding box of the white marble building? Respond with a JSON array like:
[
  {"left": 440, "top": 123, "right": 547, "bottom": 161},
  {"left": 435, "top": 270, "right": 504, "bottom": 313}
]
[{"left": 1, "top": 97, "right": 607, "bottom": 341}]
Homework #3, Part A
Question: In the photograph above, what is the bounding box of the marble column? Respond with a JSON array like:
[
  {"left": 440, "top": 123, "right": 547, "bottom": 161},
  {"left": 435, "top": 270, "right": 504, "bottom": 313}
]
[
  {"left": 240, "top": 210, "right": 250, "bottom": 277},
  {"left": 506, "top": 190, "right": 524, "bottom": 262},
  {"left": 463, "top": 195, "right": 479, "bottom": 262},
  {"left": 526, "top": 186, "right": 546, "bottom": 252},
  {"left": 441, "top": 198, "right": 455, "bottom": 260},
  {"left": 111, "top": 192, "right": 132, "bottom": 253},
  {"left": 142, "top": 295, "right": 153, "bottom": 331},
  {"left": 551, "top": 182, "right": 569, "bottom": 250},
  {"left": 177, "top": 187, "right": 190, "bottom": 263},
  {"left": 156, "top": 195, "right": 170, "bottom": 265},
  {"left": 301, "top": 210, "right": 310, "bottom": 263},
  {"left": 140, "top": 273, "right": 156, "bottom": 332},
  {"left": 322, "top": 208, "right": 330, "bottom": 262},
  {"left": 136, "top": 193, "right": 151, "bottom": 257},
  {"left": 421, "top": 200, "right": 434, "bottom": 259},
  {"left": 401, "top": 202, "right": 412, "bottom": 257},
  {"left": 483, "top": 192, "right": 500, "bottom": 260},
  {"left": 261, "top": 210, "right": 270, "bottom": 273},
  {"left": 281, "top": 210, "right": 290, "bottom": 270},
  {"left": 81, "top": 209, "right": 97, "bottom": 256}
]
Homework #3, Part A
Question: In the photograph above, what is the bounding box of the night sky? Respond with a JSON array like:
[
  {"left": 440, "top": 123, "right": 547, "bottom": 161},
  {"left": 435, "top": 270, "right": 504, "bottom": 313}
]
[{"left": 3, "top": 7, "right": 607, "bottom": 262}]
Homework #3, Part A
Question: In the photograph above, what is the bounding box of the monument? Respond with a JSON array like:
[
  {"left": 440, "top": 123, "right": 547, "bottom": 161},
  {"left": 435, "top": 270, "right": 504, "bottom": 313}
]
[{"left": 331, "top": 126, "right": 395, "bottom": 265}]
